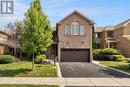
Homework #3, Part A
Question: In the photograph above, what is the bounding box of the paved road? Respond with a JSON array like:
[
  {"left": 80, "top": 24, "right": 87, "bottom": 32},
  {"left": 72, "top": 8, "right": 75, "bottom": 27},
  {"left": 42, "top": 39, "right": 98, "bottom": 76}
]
[{"left": 60, "top": 62, "right": 130, "bottom": 78}]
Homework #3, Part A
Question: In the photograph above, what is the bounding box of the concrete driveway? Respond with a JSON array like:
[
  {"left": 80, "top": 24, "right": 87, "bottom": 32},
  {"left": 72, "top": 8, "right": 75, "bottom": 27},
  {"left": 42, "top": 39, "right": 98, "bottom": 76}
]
[{"left": 59, "top": 62, "right": 130, "bottom": 78}]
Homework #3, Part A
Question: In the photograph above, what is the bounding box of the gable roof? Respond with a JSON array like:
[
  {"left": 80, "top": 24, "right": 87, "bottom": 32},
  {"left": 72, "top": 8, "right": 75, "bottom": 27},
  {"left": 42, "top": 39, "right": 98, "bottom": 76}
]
[
  {"left": 0, "top": 38, "right": 20, "bottom": 48},
  {"left": 57, "top": 10, "right": 95, "bottom": 24},
  {"left": 95, "top": 27, "right": 105, "bottom": 32},
  {"left": 114, "top": 19, "right": 130, "bottom": 29},
  {"left": 96, "top": 25, "right": 114, "bottom": 32},
  {"left": 0, "top": 29, "right": 9, "bottom": 36},
  {"left": 103, "top": 25, "right": 114, "bottom": 31}
]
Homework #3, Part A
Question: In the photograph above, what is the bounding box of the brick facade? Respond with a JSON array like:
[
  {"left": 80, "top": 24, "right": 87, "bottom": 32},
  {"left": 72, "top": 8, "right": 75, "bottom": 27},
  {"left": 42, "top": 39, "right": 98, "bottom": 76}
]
[
  {"left": 57, "top": 11, "right": 94, "bottom": 62},
  {"left": 96, "top": 20, "right": 130, "bottom": 57}
]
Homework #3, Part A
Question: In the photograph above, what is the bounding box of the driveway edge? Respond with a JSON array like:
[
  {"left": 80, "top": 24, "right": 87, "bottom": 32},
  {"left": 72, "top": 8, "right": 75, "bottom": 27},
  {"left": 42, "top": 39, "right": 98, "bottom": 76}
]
[
  {"left": 56, "top": 62, "right": 62, "bottom": 78},
  {"left": 93, "top": 61, "right": 130, "bottom": 76}
]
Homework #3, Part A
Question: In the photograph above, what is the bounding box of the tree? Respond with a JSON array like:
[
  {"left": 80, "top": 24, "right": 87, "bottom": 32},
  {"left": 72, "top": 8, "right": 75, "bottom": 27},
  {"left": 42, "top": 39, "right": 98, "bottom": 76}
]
[
  {"left": 92, "top": 25, "right": 96, "bottom": 49},
  {"left": 16, "top": 0, "right": 53, "bottom": 71}
]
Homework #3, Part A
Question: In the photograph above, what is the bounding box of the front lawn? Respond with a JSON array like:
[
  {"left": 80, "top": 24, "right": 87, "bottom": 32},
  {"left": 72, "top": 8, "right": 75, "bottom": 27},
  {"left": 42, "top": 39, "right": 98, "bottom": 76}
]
[
  {"left": 99, "top": 61, "right": 130, "bottom": 73},
  {"left": 0, "top": 84, "right": 59, "bottom": 87},
  {"left": 0, "top": 61, "right": 57, "bottom": 77}
]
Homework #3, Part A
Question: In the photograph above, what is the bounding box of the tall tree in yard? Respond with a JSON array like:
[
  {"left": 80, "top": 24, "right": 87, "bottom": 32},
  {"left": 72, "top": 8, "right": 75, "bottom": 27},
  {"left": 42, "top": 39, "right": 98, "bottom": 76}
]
[{"left": 17, "top": 0, "right": 53, "bottom": 70}]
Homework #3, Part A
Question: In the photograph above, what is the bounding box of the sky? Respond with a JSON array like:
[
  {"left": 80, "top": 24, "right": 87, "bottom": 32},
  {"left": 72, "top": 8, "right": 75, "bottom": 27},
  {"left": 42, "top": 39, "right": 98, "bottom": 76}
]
[{"left": 0, "top": 0, "right": 130, "bottom": 28}]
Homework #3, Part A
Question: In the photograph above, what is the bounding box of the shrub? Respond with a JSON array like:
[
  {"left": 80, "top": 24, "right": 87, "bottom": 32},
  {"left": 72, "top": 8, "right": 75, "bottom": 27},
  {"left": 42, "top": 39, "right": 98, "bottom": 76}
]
[
  {"left": 101, "top": 48, "right": 118, "bottom": 55},
  {"left": 93, "top": 48, "right": 118, "bottom": 60},
  {"left": 93, "top": 48, "right": 125, "bottom": 61},
  {"left": 110, "top": 55, "right": 125, "bottom": 61},
  {"left": 35, "top": 54, "right": 46, "bottom": 64},
  {"left": 0, "top": 55, "right": 19, "bottom": 64},
  {"left": 37, "top": 54, "right": 46, "bottom": 60}
]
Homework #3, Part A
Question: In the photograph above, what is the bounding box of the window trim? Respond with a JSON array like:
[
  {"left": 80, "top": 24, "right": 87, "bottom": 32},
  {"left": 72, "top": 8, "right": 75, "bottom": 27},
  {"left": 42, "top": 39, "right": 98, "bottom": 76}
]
[
  {"left": 64, "top": 25, "right": 70, "bottom": 35},
  {"left": 80, "top": 24, "right": 85, "bottom": 35},
  {"left": 107, "top": 31, "right": 114, "bottom": 38},
  {"left": 71, "top": 22, "right": 79, "bottom": 35}
]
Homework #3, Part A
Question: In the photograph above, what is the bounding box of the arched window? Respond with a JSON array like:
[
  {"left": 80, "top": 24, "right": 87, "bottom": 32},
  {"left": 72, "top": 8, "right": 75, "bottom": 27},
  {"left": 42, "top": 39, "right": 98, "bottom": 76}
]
[{"left": 71, "top": 22, "right": 79, "bottom": 35}]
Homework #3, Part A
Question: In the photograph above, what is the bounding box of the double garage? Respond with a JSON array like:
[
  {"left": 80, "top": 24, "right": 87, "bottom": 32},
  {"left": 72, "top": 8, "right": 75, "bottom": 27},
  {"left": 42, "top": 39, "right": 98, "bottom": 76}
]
[{"left": 60, "top": 49, "right": 90, "bottom": 62}]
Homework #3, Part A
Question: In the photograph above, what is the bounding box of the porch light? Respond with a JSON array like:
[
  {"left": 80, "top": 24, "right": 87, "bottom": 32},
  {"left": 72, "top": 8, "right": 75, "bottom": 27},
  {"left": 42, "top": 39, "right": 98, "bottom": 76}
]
[{"left": 82, "top": 47, "right": 85, "bottom": 48}]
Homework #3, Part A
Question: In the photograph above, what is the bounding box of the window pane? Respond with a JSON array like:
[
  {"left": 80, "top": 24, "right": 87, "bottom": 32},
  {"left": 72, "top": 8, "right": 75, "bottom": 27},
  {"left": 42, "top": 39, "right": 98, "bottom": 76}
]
[
  {"left": 107, "top": 31, "right": 113, "bottom": 38},
  {"left": 71, "top": 22, "right": 79, "bottom": 35},
  {"left": 71, "top": 25, "right": 74, "bottom": 35},
  {"left": 80, "top": 25, "right": 85, "bottom": 35},
  {"left": 65, "top": 25, "right": 70, "bottom": 35}
]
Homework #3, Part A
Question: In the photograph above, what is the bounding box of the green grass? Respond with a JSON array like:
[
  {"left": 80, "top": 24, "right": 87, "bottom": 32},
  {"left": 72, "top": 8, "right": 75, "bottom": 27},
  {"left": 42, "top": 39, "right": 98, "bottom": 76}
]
[
  {"left": 0, "top": 61, "right": 57, "bottom": 77},
  {"left": 0, "top": 84, "right": 59, "bottom": 87},
  {"left": 99, "top": 61, "right": 130, "bottom": 73}
]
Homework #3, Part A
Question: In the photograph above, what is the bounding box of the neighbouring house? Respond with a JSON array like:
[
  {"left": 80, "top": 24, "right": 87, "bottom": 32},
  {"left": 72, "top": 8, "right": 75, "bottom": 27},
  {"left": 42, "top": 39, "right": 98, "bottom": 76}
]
[
  {"left": 95, "top": 19, "right": 130, "bottom": 57},
  {"left": 0, "top": 29, "right": 19, "bottom": 55},
  {"left": 55, "top": 10, "right": 95, "bottom": 62}
]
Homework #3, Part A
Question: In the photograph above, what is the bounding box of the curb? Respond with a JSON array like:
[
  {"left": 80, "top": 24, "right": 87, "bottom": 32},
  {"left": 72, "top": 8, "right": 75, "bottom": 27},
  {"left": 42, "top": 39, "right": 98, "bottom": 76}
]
[
  {"left": 93, "top": 61, "right": 130, "bottom": 76},
  {"left": 56, "top": 62, "right": 63, "bottom": 78}
]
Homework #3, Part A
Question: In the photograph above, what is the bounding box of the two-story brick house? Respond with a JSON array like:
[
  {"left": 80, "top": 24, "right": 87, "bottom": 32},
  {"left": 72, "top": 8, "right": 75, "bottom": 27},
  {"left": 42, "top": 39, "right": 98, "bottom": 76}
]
[
  {"left": 95, "top": 19, "right": 130, "bottom": 57},
  {"left": 56, "top": 10, "right": 94, "bottom": 62}
]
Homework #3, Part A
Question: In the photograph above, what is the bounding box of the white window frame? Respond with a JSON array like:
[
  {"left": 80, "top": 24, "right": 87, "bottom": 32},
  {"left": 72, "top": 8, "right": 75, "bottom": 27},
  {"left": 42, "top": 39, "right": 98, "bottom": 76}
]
[
  {"left": 80, "top": 24, "right": 85, "bottom": 35},
  {"left": 71, "top": 22, "right": 79, "bottom": 35},
  {"left": 64, "top": 25, "right": 70, "bottom": 35}
]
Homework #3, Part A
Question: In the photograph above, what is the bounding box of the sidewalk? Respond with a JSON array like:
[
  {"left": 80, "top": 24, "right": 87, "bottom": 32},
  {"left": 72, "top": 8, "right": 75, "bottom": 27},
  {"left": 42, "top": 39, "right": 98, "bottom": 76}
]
[{"left": 0, "top": 77, "right": 130, "bottom": 86}]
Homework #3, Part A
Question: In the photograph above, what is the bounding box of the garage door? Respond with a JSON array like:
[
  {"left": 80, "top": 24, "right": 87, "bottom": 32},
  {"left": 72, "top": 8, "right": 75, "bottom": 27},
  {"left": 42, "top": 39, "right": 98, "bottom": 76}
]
[{"left": 61, "top": 49, "right": 90, "bottom": 62}]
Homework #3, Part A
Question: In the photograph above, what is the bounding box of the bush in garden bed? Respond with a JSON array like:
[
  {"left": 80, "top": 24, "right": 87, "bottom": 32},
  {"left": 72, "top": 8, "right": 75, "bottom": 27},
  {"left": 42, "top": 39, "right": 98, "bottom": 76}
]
[
  {"left": 93, "top": 48, "right": 125, "bottom": 61},
  {"left": 0, "top": 55, "right": 20, "bottom": 64},
  {"left": 35, "top": 54, "right": 46, "bottom": 64},
  {"left": 109, "top": 55, "right": 125, "bottom": 61}
]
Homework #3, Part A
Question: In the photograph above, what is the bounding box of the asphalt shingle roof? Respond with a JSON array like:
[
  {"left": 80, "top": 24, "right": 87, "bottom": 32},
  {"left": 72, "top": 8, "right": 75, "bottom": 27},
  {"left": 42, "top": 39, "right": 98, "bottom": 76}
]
[
  {"left": 114, "top": 19, "right": 130, "bottom": 28},
  {"left": 0, "top": 38, "right": 19, "bottom": 48}
]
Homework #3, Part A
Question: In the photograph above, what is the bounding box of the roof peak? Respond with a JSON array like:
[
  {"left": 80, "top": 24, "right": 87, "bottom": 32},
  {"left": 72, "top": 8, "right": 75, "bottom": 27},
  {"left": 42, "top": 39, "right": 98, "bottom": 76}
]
[
  {"left": 57, "top": 10, "right": 95, "bottom": 24},
  {"left": 114, "top": 19, "right": 130, "bottom": 28}
]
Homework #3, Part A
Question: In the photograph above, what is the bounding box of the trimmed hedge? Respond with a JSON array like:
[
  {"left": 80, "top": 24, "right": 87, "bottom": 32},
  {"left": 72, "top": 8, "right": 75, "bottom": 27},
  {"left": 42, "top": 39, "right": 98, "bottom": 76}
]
[
  {"left": 0, "top": 55, "right": 19, "bottom": 64},
  {"left": 93, "top": 48, "right": 125, "bottom": 61}
]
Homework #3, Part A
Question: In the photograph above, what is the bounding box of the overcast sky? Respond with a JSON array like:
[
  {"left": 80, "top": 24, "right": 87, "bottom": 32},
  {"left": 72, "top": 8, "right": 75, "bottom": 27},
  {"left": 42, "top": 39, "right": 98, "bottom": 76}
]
[{"left": 0, "top": 0, "right": 130, "bottom": 28}]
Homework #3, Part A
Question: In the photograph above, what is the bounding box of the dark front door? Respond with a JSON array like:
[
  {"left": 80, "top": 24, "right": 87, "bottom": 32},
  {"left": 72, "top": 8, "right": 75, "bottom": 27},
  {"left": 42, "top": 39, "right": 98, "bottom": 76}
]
[{"left": 61, "top": 49, "right": 90, "bottom": 62}]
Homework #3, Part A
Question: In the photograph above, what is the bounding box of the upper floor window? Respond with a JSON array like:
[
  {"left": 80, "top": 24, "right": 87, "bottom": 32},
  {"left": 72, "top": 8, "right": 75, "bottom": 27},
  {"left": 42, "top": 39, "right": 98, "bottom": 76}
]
[
  {"left": 107, "top": 31, "right": 114, "bottom": 38},
  {"left": 65, "top": 25, "right": 70, "bottom": 35},
  {"left": 71, "top": 22, "right": 79, "bottom": 35},
  {"left": 64, "top": 22, "right": 86, "bottom": 36},
  {"left": 80, "top": 25, "right": 85, "bottom": 35},
  {"left": 96, "top": 32, "right": 101, "bottom": 38}
]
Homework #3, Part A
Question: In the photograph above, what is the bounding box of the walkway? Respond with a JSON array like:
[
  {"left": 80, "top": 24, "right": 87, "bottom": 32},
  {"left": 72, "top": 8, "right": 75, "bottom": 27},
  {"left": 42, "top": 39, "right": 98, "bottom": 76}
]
[{"left": 0, "top": 77, "right": 130, "bottom": 86}]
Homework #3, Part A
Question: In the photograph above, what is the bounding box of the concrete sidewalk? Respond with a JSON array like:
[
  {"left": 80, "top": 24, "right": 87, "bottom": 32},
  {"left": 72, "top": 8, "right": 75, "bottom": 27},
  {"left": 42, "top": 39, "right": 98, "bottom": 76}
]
[{"left": 0, "top": 77, "right": 130, "bottom": 86}]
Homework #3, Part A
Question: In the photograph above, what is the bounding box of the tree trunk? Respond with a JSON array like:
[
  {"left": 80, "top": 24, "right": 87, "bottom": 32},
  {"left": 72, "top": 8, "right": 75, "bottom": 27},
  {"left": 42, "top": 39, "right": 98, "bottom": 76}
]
[
  {"left": 20, "top": 51, "right": 22, "bottom": 59},
  {"left": 32, "top": 53, "right": 35, "bottom": 71}
]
